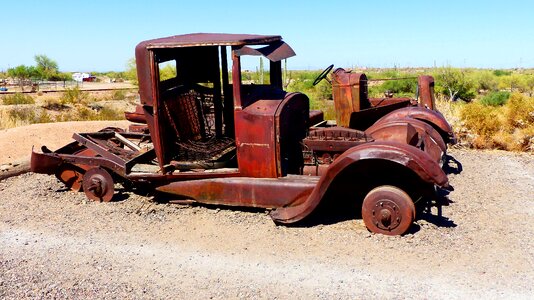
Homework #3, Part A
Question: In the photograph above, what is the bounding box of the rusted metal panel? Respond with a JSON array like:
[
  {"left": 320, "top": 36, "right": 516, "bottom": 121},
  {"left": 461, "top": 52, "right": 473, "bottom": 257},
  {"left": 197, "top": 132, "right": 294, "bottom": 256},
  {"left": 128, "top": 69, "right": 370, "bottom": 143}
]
[
  {"left": 234, "top": 99, "right": 281, "bottom": 178},
  {"left": 156, "top": 176, "right": 318, "bottom": 208},
  {"left": 232, "top": 49, "right": 243, "bottom": 108},
  {"left": 304, "top": 127, "right": 371, "bottom": 152},
  {"left": 366, "top": 118, "right": 446, "bottom": 153},
  {"left": 365, "top": 121, "right": 444, "bottom": 163},
  {"left": 135, "top": 43, "right": 155, "bottom": 107},
  {"left": 275, "top": 93, "right": 309, "bottom": 176},
  {"left": 368, "top": 97, "right": 413, "bottom": 108},
  {"left": 72, "top": 133, "right": 128, "bottom": 166},
  {"left": 418, "top": 76, "right": 435, "bottom": 110},
  {"left": 374, "top": 106, "right": 456, "bottom": 144},
  {"left": 348, "top": 100, "right": 412, "bottom": 130},
  {"left": 124, "top": 104, "right": 146, "bottom": 124},
  {"left": 331, "top": 69, "right": 368, "bottom": 127},
  {"left": 309, "top": 110, "right": 324, "bottom": 125},
  {"left": 234, "top": 41, "right": 296, "bottom": 62},
  {"left": 30, "top": 150, "right": 63, "bottom": 174},
  {"left": 139, "top": 33, "right": 282, "bottom": 49}
]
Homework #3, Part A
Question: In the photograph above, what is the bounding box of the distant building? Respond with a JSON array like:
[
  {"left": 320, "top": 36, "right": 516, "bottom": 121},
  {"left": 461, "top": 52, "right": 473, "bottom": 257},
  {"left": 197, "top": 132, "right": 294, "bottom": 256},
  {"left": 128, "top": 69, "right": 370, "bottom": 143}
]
[{"left": 72, "top": 72, "right": 96, "bottom": 82}]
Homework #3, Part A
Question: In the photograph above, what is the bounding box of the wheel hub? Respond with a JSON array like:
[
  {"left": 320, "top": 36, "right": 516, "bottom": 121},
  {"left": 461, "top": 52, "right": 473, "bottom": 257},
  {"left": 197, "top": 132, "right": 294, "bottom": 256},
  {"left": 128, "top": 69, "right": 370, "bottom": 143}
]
[
  {"left": 82, "top": 168, "right": 114, "bottom": 202},
  {"left": 88, "top": 175, "right": 106, "bottom": 197},
  {"left": 372, "top": 199, "right": 402, "bottom": 231}
]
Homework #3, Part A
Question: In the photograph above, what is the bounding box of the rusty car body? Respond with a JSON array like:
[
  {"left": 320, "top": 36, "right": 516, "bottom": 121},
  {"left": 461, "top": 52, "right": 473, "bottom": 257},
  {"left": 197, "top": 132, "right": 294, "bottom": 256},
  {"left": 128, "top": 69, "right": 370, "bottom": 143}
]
[{"left": 31, "top": 33, "right": 454, "bottom": 235}]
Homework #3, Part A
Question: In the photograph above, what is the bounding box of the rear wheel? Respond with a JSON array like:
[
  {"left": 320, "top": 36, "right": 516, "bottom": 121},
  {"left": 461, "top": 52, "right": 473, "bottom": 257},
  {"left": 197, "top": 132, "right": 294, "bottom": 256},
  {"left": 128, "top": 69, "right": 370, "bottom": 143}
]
[
  {"left": 82, "top": 167, "right": 115, "bottom": 202},
  {"left": 361, "top": 185, "right": 415, "bottom": 235}
]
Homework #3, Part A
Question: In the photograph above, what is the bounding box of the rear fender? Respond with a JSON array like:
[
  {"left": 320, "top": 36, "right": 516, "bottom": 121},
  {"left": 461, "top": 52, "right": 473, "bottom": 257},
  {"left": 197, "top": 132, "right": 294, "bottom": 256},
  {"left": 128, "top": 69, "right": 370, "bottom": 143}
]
[
  {"left": 31, "top": 149, "right": 63, "bottom": 175},
  {"left": 375, "top": 107, "right": 456, "bottom": 144},
  {"left": 270, "top": 141, "right": 448, "bottom": 223}
]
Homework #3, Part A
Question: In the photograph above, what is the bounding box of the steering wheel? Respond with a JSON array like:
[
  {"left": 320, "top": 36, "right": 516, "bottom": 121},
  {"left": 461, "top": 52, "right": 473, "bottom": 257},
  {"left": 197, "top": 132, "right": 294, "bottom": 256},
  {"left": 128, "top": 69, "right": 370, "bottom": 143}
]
[{"left": 313, "top": 64, "right": 334, "bottom": 86}]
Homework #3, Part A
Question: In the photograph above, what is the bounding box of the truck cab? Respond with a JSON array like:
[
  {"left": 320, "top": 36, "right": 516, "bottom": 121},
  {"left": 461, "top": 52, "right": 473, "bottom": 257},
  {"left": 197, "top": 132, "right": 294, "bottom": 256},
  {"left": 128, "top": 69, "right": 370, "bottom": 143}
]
[{"left": 135, "top": 33, "right": 309, "bottom": 178}]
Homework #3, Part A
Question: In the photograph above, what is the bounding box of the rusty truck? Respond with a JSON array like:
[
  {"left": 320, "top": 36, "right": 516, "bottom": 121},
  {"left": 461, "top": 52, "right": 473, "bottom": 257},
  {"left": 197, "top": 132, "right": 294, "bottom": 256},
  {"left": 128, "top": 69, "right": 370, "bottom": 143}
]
[{"left": 31, "top": 33, "right": 454, "bottom": 235}]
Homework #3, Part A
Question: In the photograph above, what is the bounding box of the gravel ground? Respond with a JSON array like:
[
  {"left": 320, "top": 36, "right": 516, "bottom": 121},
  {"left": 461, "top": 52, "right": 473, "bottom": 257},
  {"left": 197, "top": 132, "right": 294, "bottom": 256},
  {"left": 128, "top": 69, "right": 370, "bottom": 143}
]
[{"left": 0, "top": 149, "right": 533, "bottom": 299}]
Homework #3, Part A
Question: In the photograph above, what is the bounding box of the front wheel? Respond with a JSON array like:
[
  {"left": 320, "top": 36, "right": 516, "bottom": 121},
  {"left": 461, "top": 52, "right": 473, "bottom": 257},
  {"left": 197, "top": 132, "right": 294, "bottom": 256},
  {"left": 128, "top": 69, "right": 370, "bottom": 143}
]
[{"left": 361, "top": 185, "right": 415, "bottom": 235}]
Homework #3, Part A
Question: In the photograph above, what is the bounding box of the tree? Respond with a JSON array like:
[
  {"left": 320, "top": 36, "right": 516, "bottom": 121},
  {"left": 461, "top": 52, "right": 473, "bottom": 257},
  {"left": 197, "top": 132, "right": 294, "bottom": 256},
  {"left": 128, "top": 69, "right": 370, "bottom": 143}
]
[
  {"left": 34, "top": 54, "right": 59, "bottom": 80},
  {"left": 434, "top": 67, "right": 476, "bottom": 101},
  {"left": 7, "top": 65, "right": 39, "bottom": 91},
  {"left": 472, "top": 70, "right": 498, "bottom": 92},
  {"left": 124, "top": 58, "right": 138, "bottom": 85},
  {"left": 499, "top": 74, "right": 527, "bottom": 93}
]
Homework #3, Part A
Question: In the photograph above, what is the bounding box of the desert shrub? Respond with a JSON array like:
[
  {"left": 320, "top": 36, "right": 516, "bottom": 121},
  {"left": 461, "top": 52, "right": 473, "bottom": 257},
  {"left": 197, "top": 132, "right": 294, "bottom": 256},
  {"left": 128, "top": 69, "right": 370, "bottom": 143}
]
[
  {"left": 36, "top": 110, "right": 53, "bottom": 123},
  {"left": 60, "top": 86, "right": 86, "bottom": 104},
  {"left": 457, "top": 93, "right": 534, "bottom": 151},
  {"left": 42, "top": 98, "right": 69, "bottom": 111},
  {"left": 97, "top": 106, "right": 123, "bottom": 120},
  {"left": 8, "top": 106, "right": 37, "bottom": 124},
  {"left": 498, "top": 74, "right": 528, "bottom": 92},
  {"left": 460, "top": 102, "right": 501, "bottom": 137},
  {"left": 2, "top": 93, "right": 35, "bottom": 105},
  {"left": 112, "top": 89, "right": 126, "bottom": 100},
  {"left": 0, "top": 109, "right": 16, "bottom": 129},
  {"left": 480, "top": 91, "right": 510, "bottom": 106},
  {"left": 66, "top": 105, "right": 123, "bottom": 121},
  {"left": 77, "top": 106, "right": 94, "bottom": 121},
  {"left": 7, "top": 107, "right": 52, "bottom": 125},
  {"left": 504, "top": 93, "right": 534, "bottom": 130},
  {"left": 472, "top": 70, "right": 498, "bottom": 91}
]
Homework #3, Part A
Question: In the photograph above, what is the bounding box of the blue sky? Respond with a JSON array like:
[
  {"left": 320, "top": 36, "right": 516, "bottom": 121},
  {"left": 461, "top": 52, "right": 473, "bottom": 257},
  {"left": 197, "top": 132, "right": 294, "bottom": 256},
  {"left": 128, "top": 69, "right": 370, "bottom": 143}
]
[{"left": 1, "top": 0, "right": 533, "bottom": 72}]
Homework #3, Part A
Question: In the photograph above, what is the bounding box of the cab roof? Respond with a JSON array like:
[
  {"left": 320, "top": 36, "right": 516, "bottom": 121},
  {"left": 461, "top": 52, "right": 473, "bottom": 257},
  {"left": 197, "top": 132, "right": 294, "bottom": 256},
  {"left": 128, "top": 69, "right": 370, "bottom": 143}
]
[{"left": 137, "top": 33, "right": 282, "bottom": 49}]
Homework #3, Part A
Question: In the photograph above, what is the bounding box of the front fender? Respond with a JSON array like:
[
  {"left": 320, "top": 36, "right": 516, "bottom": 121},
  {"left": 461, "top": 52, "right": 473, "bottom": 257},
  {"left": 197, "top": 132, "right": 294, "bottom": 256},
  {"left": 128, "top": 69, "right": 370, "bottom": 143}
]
[
  {"left": 375, "top": 107, "right": 456, "bottom": 144},
  {"left": 365, "top": 118, "right": 446, "bottom": 164},
  {"left": 270, "top": 141, "right": 448, "bottom": 224}
]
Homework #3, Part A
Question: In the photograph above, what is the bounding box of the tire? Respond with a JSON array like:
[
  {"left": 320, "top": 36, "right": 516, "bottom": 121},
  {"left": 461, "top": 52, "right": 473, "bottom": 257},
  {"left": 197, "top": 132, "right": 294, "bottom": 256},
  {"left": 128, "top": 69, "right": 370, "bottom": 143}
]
[{"left": 361, "top": 185, "right": 415, "bottom": 235}]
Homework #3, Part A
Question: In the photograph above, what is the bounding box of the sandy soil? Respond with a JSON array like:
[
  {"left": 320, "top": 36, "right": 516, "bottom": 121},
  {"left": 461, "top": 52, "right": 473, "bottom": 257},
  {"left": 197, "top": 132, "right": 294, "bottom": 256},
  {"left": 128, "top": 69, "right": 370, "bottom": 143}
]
[
  {"left": 0, "top": 120, "right": 131, "bottom": 166},
  {"left": 0, "top": 123, "right": 533, "bottom": 299}
]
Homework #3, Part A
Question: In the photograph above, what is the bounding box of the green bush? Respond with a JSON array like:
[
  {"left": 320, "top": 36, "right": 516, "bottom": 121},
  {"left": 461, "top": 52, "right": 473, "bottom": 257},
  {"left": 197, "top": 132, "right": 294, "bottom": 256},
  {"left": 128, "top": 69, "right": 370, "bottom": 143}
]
[
  {"left": 60, "top": 86, "right": 86, "bottom": 104},
  {"left": 480, "top": 91, "right": 510, "bottom": 106},
  {"left": 2, "top": 93, "right": 35, "bottom": 105},
  {"left": 376, "top": 78, "right": 416, "bottom": 96},
  {"left": 493, "top": 70, "right": 512, "bottom": 77}
]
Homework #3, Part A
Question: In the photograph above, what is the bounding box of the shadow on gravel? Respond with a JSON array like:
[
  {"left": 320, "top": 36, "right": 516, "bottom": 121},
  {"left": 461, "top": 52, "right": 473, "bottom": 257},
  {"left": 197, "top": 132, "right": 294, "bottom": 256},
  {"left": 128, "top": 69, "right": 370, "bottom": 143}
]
[
  {"left": 112, "top": 190, "right": 130, "bottom": 202},
  {"left": 418, "top": 212, "right": 457, "bottom": 228},
  {"left": 282, "top": 201, "right": 360, "bottom": 229},
  {"left": 443, "top": 154, "right": 463, "bottom": 175},
  {"left": 415, "top": 187, "right": 457, "bottom": 229}
]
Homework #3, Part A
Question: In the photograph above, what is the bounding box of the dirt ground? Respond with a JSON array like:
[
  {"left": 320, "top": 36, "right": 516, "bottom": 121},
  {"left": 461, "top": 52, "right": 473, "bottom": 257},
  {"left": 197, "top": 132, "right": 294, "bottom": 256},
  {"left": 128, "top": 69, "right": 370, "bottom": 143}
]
[
  {"left": 0, "top": 120, "right": 131, "bottom": 166},
  {"left": 0, "top": 123, "right": 533, "bottom": 299}
]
